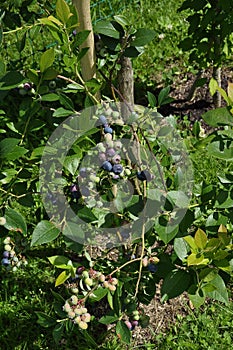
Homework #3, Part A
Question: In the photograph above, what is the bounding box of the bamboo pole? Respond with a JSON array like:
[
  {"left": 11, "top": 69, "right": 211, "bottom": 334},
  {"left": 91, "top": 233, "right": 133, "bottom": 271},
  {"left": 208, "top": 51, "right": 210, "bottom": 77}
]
[{"left": 72, "top": 0, "right": 96, "bottom": 81}]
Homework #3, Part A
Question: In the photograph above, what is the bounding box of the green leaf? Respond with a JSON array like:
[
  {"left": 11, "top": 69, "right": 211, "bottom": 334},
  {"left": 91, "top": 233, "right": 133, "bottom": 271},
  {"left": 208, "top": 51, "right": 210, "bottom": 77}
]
[
  {"left": 63, "top": 221, "right": 85, "bottom": 242},
  {"left": 174, "top": 237, "right": 189, "bottom": 261},
  {"left": 58, "top": 93, "right": 74, "bottom": 110},
  {"left": 55, "top": 270, "right": 71, "bottom": 286},
  {"left": 184, "top": 235, "right": 198, "bottom": 252},
  {"left": 56, "top": 0, "right": 72, "bottom": 24},
  {"left": 205, "top": 274, "right": 229, "bottom": 304},
  {"left": 89, "top": 287, "right": 108, "bottom": 302},
  {"left": 53, "top": 323, "right": 64, "bottom": 345},
  {"left": 36, "top": 312, "right": 57, "bottom": 328},
  {"left": 207, "top": 140, "right": 233, "bottom": 161},
  {"left": 147, "top": 91, "right": 157, "bottom": 108},
  {"left": 202, "top": 107, "right": 233, "bottom": 127},
  {"left": 194, "top": 228, "right": 208, "bottom": 249},
  {"left": 0, "top": 138, "right": 28, "bottom": 160},
  {"left": 78, "top": 206, "right": 97, "bottom": 223},
  {"left": 43, "top": 67, "right": 58, "bottom": 80},
  {"left": 53, "top": 107, "right": 73, "bottom": 117},
  {"left": 0, "top": 71, "right": 25, "bottom": 90},
  {"left": 63, "top": 155, "right": 80, "bottom": 175},
  {"left": 113, "top": 15, "right": 130, "bottom": 28},
  {"left": 158, "top": 86, "right": 174, "bottom": 107},
  {"left": 4, "top": 208, "right": 27, "bottom": 235},
  {"left": 166, "top": 191, "right": 190, "bottom": 208},
  {"left": 40, "top": 48, "right": 55, "bottom": 73},
  {"left": 187, "top": 253, "right": 209, "bottom": 266},
  {"left": 154, "top": 217, "right": 179, "bottom": 244},
  {"left": 99, "top": 314, "right": 119, "bottom": 325},
  {"left": 41, "top": 93, "right": 59, "bottom": 102},
  {"left": 116, "top": 320, "right": 131, "bottom": 344},
  {"left": 94, "top": 20, "right": 120, "bottom": 39},
  {"left": 131, "top": 28, "right": 155, "bottom": 47},
  {"left": 161, "top": 269, "right": 191, "bottom": 299},
  {"left": 209, "top": 78, "right": 218, "bottom": 96},
  {"left": 188, "top": 285, "right": 205, "bottom": 308},
  {"left": 73, "top": 30, "right": 90, "bottom": 46},
  {"left": 31, "top": 220, "right": 60, "bottom": 246},
  {"left": 48, "top": 255, "right": 71, "bottom": 268}
]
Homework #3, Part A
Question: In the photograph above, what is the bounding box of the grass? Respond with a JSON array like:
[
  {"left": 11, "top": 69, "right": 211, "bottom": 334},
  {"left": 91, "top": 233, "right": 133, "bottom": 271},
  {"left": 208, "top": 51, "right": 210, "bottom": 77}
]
[{"left": 154, "top": 301, "right": 233, "bottom": 350}]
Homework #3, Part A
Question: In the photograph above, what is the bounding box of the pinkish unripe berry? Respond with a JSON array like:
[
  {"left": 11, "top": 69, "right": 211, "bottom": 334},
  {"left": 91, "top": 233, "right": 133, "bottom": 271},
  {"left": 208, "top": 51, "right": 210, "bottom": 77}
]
[
  {"left": 0, "top": 217, "right": 6, "bottom": 225},
  {"left": 99, "top": 274, "right": 105, "bottom": 282},
  {"left": 131, "top": 320, "right": 139, "bottom": 327},
  {"left": 68, "top": 310, "right": 76, "bottom": 319},
  {"left": 103, "top": 281, "right": 109, "bottom": 288},
  {"left": 81, "top": 313, "right": 91, "bottom": 323},
  {"left": 108, "top": 284, "right": 116, "bottom": 292},
  {"left": 125, "top": 321, "right": 133, "bottom": 330},
  {"left": 63, "top": 302, "right": 71, "bottom": 311},
  {"left": 142, "top": 257, "right": 149, "bottom": 267}
]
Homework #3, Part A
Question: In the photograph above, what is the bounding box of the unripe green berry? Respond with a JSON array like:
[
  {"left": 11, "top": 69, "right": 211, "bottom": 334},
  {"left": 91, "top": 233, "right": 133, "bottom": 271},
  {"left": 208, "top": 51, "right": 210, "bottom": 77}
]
[
  {"left": 104, "top": 133, "right": 112, "bottom": 142},
  {"left": 3, "top": 237, "right": 11, "bottom": 244},
  {"left": 112, "top": 111, "right": 120, "bottom": 119},
  {"left": 70, "top": 295, "right": 78, "bottom": 305},
  {"left": 79, "top": 321, "right": 88, "bottom": 330},
  {"left": 125, "top": 168, "right": 131, "bottom": 176},
  {"left": 74, "top": 316, "right": 81, "bottom": 324},
  {"left": 81, "top": 307, "right": 88, "bottom": 314},
  {"left": 133, "top": 314, "right": 140, "bottom": 321},
  {"left": 71, "top": 287, "right": 79, "bottom": 294},
  {"left": 74, "top": 307, "right": 82, "bottom": 315},
  {"left": 82, "top": 270, "right": 89, "bottom": 279},
  {"left": 84, "top": 277, "right": 93, "bottom": 286},
  {"left": 4, "top": 244, "right": 11, "bottom": 252}
]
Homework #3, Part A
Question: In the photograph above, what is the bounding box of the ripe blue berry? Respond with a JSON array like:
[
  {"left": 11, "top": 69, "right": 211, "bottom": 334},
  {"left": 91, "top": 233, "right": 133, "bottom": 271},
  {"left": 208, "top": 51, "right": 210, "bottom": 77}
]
[
  {"left": 3, "top": 251, "right": 9, "bottom": 258},
  {"left": 137, "top": 170, "right": 153, "bottom": 181},
  {"left": 148, "top": 263, "right": 158, "bottom": 273},
  {"left": 70, "top": 184, "right": 80, "bottom": 199},
  {"left": 112, "top": 164, "right": 123, "bottom": 174},
  {"left": 79, "top": 168, "right": 87, "bottom": 178},
  {"left": 1, "top": 258, "right": 10, "bottom": 266},
  {"left": 104, "top": 126, "right": 113, "bottom": 134},
  {"left": 99, "top": 115, "right": 107, "bottom": 125},
  {"left": 102, "top": 161, "right": 112, "bottom": 172}
]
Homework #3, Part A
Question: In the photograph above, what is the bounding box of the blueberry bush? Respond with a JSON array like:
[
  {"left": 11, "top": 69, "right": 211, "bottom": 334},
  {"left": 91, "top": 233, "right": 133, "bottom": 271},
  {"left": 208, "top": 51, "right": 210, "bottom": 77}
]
[{"left": 0, "top": 0, "right": 233, "bottom": 347}]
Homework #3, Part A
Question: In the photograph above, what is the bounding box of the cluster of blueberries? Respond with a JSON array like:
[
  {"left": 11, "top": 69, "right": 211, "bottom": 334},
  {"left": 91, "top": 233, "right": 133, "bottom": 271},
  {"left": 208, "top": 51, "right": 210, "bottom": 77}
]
[
  {"left": 63, "top": 266, "right": 119, "bottom": 329},
  {"left": 68, "top": 109, "right": 154, "bottom": 203},
  {"left": 1, "top": 237, "right": 27, "bottom": 271},
  {"left": 98, "top": 114, "right": 124, "bottom": 178}
]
